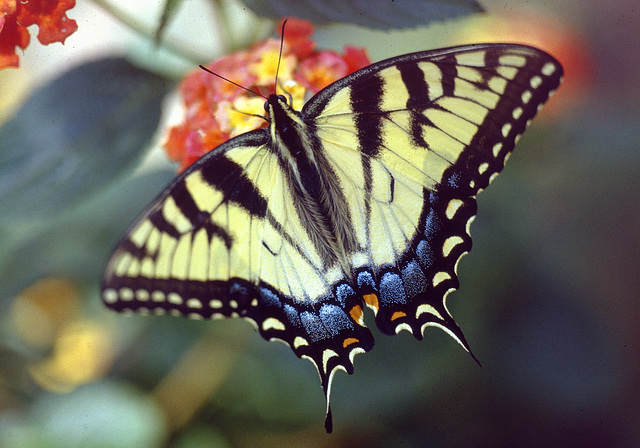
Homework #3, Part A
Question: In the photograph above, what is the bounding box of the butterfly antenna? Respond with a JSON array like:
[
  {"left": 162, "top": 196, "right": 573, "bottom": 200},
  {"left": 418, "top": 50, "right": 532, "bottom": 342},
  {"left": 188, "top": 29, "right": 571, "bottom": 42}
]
[
  {"left": 274, "top": 19, "right": 288, "bottom": 96},
  {"left": 198, "top": 65, "right": 267, "bottom": 100}
]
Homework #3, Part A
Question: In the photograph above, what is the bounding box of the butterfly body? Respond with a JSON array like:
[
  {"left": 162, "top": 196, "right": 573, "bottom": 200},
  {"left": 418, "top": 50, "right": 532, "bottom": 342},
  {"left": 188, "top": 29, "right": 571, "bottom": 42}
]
[
  {"left": 267, "top": 94, "right": 358, "bottom": 273},
  {"left": 102, "top": 44, "right": 562, "bottom": 431}
]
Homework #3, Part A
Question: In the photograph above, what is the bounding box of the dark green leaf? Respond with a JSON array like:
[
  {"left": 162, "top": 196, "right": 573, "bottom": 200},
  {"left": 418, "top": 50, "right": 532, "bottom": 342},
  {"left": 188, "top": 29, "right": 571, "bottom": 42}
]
[
  {"left": 239, "top": 0, "right": 484, "bottom": 29},
  {"left": 0, "top": 58, "right": 173, "bottom": 224}
]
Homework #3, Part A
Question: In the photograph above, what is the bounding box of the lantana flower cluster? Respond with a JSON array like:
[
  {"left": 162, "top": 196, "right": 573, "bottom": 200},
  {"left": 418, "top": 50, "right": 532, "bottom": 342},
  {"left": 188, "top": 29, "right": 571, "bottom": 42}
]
[
  {"left": 164, "top": 18, "right": 371, "bottom": 171},
  {"left": 0, "top": 0, "right": 77, "bottom": 69}
]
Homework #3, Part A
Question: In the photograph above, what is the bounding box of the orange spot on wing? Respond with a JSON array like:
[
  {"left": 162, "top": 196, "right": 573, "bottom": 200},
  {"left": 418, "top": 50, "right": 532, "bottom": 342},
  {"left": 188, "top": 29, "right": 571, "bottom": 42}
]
[
  {"left": 363, "top": 293, "right": 379, "bottom": 311},
  {"left": 390, "top": 311, "right": 407, "bottom": 321},
  {"left": 349, "top": 305, "right": 364, "bottom": 326},
  {"left": 342, "top": 337, "right": 359, "bottom": 348}
]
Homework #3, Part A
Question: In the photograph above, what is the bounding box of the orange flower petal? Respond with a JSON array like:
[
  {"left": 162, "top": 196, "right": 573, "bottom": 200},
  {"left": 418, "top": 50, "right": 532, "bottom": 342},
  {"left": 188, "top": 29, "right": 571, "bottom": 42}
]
[
  {"left": 164, "top": 18, "right": 369, "bottom": 172},
  {"left": 165, "top": 125, "right": 191, "bottom": 162},
  {"left": 1, "top": 0, "right": 77, "bottom": 69},
  {"left": 1, "top": 1, "right": 17, "bottom": 15},
  {"left": 298, "top": 50, "right": 348, "bottom": 92},
  {"left": 17, "top": 0, "right": 78, "bottom": 45}
]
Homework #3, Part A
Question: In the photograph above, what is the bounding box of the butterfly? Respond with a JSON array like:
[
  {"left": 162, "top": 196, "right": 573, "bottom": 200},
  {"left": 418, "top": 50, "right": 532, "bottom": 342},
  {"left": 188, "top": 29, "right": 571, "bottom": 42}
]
[{"left": 102, "top": 42, "right": 562, "bottom": 432}]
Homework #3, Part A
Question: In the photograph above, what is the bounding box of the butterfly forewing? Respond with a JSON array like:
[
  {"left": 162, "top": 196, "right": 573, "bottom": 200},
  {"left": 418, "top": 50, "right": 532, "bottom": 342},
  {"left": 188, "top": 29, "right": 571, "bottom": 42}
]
[{"left": 102, "top": 43, "right": 562, "bottom": 431}]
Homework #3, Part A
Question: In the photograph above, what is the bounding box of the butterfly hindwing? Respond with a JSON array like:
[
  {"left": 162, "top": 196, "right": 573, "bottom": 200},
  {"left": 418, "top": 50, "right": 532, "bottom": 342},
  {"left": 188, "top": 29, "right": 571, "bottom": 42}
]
[{"left": 102, "top": 43, "right": 562, "bottom": 431}]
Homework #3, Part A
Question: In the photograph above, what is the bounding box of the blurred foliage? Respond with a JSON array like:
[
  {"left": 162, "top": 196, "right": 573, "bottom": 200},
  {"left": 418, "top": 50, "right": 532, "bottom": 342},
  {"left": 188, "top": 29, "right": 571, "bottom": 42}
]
[
  {"left": 0, "top": 58, "right": 172, "bottom": 224},
  {"left": 1, "top": 1, "right": 639, "bottom": 447},
  {"left": 239, "top": 0, "right": 483, "bottom": 29}
]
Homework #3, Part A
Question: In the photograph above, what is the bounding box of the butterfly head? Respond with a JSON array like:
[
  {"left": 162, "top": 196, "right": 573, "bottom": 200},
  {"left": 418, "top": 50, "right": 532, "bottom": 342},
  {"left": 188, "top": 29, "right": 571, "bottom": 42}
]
[
  {"left": 264, "top": 94, "right": 289, "bottom": 112},
  {"left": 264, "top": 93, "right": 307, "bottom": 143}
]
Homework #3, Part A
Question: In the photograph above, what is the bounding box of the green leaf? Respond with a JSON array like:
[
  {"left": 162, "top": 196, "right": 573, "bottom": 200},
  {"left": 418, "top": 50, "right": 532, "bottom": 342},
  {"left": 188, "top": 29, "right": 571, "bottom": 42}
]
[
  {"left": 0, "top": 57, "right": 173, "bottom": 225},
  {"left": 239, "top": 0, "right": 484, "bottom": 29}
]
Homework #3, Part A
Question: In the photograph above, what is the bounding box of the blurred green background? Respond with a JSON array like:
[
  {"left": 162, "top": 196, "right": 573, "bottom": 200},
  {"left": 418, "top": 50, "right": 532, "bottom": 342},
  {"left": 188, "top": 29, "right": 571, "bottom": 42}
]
[{"left": 1, "top": 0, "right": 638, "bottom": 447}]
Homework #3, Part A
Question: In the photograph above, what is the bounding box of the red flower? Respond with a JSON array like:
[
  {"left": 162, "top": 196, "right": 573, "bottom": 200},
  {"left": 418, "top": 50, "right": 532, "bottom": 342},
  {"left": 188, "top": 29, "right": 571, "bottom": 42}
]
[
  {"left": 165, "top": 18, "right": 372, "bottom": 172},
  {"left": 0, "top": 0, "right": 77, "bottom": 69}
]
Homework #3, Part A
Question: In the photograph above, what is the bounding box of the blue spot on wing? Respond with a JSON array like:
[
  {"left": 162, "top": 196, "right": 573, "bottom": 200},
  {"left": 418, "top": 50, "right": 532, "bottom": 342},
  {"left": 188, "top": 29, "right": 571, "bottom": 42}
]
[
  {"left": 380, "top": 272, "right": 407, "bottom": 305},
  {"left": 401, "top": 260, "right": 428, "bottom": 298},
  {"left": 319, "top": 304, "right": 354, "bottom": 336},
  {"left": 284, "top": 304, "right": 301, "bottom": 327},
  {"left": 260, "top": 287, "right": 282, "bottom": 307},
  {"left": 301, "top": 311, "right": 331, "bottom": 342},
  {"left": 336, "top": 283, "right": 356, "bottom": 307},
  {"left": 357, "top": 271, "right": 376, "bottom": 289},
  {"left": 416, "top": 240, "right": 436, "bottom": 268}
]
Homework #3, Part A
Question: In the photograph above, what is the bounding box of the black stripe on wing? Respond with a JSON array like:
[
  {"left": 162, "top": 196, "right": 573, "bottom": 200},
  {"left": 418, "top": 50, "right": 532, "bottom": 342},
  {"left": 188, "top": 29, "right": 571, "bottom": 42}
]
[{"left": 102, "top": 131, "right": 270, "bottom": 289}]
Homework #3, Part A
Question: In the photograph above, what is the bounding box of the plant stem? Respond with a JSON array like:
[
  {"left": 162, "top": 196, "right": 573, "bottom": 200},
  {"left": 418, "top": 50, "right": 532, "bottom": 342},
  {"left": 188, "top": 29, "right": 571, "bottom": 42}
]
[{"left": 89, "top": 0, "right": 213, "bottom": 65}]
